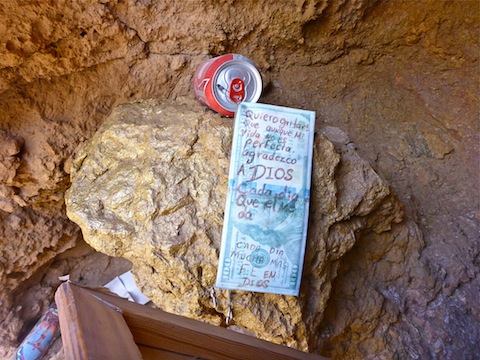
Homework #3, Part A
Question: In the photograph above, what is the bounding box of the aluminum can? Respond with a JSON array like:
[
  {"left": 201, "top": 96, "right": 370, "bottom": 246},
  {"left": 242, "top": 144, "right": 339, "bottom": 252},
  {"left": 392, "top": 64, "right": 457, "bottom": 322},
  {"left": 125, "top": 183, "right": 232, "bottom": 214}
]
[
  {"left": 193, "top": 54, "right": 262, "bottom": 117},
  {"left": 14, "top": 303, "right": 60, "bottom": 360}
]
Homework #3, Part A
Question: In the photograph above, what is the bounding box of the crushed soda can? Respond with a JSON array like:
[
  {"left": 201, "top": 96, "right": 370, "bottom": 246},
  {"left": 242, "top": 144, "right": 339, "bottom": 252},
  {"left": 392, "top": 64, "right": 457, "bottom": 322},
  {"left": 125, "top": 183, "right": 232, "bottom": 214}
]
[
  {"left": 14, "top": 303, "right": 60, "bottom": 360},
  {"left": 193, "top": 54, "right": 262, "bottom": 117}
]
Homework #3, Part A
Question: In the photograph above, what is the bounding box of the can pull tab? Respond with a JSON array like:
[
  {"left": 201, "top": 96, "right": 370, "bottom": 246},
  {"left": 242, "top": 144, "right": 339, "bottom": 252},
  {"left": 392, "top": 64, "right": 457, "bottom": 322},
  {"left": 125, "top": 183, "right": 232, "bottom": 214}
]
[{"left": 229, "top": 78, "right": 245, "bottom": 103}]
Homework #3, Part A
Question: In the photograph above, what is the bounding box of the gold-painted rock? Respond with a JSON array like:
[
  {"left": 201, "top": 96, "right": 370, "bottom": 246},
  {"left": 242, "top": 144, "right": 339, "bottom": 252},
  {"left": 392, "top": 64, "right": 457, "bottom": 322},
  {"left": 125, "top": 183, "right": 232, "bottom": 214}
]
[{"left": 66, "top": 98, "right": 402, "bottom": 351}]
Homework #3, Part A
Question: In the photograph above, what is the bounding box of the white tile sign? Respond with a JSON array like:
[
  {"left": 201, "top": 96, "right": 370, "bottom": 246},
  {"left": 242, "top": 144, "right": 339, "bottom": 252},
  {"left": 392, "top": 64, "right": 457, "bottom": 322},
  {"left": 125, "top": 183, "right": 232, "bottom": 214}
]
[{"left": 216, "top": 102, "right": 315, "bottom": 296}]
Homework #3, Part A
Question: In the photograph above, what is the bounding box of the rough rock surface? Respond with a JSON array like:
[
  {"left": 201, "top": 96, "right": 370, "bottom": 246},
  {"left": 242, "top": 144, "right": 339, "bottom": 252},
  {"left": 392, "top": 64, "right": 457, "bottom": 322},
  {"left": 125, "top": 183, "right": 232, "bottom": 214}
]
[
  {"left": 66, "top": 98, "right": 404, "bottom": 352},
  {"left": 0, "top": 0, "right": 478, "bottom": 358}
]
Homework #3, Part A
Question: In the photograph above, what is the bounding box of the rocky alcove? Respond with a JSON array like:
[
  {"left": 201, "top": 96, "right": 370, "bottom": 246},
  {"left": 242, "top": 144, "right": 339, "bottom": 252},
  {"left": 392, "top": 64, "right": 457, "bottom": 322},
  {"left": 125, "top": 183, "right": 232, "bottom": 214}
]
[{"left": 1, "top": 1, "right": 478, "bottom": 359}]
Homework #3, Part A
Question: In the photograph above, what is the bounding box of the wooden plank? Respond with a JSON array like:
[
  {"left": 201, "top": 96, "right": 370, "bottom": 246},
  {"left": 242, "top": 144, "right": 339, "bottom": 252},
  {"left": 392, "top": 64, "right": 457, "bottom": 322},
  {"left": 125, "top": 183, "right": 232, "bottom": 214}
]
[
  {"left": 138, "top": 344, "right": 196, "bottom": 360},
  {"left": 78, "top": 284, "right": 328, "bottom": 360},
  {"left": 55, "top": 282, "right": 142, "bottom": 360}
]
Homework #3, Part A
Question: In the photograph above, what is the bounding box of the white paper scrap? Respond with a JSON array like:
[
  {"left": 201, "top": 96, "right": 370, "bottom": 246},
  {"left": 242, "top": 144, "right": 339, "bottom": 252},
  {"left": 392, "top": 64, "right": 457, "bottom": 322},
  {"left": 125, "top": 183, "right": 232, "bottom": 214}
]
[
  {"left": 104, "top": 271, "right": 151, "bottom": 305},
  {"left": 58, "top": 274, "right": 70, "bottom": 281}
]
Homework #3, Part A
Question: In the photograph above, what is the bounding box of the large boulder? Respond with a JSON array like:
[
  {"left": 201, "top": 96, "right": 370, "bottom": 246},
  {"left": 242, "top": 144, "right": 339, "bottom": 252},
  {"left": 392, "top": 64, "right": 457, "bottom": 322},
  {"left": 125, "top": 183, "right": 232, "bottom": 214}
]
[{"left": 66, "top": 98, "right": 403, "bottom": 352}]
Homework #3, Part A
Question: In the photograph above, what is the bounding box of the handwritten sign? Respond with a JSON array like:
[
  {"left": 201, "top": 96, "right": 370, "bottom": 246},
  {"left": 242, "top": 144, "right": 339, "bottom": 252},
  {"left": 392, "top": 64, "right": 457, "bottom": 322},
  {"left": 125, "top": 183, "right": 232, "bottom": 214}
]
[{"left": 216, "top": 102, "right": 315, "bottom": 296}]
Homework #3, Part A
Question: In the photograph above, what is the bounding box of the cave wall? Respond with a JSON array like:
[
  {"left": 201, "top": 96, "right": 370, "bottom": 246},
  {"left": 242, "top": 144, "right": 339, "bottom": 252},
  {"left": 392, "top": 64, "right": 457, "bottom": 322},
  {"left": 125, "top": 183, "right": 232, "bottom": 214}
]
[{"left": 0, "top": 0, "right": 478, "bottom": 358}]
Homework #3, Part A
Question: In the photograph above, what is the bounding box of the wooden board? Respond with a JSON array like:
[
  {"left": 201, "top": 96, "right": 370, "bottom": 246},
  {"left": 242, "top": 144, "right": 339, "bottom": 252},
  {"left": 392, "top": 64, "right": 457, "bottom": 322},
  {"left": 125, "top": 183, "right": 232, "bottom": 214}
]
[
  {"left": 55, "top": 281, "right": 142, "bottom": 359},
  {"left": 55, "top": 282, "right": 328, "bottom": 360}
]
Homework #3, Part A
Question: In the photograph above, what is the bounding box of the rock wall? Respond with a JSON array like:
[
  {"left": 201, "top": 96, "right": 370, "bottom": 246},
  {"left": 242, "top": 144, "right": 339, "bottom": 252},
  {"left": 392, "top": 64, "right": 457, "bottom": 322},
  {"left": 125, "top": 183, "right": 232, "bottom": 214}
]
[{"left": 0, "top": 0, "right": 478, "bottom": 358}]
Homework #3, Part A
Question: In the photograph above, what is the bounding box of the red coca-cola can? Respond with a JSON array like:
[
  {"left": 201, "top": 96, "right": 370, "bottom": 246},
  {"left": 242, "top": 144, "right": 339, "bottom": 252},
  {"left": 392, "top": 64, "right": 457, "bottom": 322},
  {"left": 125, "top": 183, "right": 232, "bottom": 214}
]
[{"left": 193, "top": 54, "right": 262, "bottom": 117}]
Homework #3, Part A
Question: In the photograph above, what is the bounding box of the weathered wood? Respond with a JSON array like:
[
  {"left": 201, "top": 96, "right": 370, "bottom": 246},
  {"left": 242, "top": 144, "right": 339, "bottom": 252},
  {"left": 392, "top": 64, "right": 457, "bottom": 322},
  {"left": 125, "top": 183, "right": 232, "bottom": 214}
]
[
  {"left": 56, "top": 282, "right": 328, "bottom": 360},
  {"left": 138, "top": 344, "right": 196, "bottom": 360},
  {"left": 77, "top": 284, "right": 328, "bottom": 360},
  {"left": 55, "top": 282, "right": 142, "bottom": 360}
]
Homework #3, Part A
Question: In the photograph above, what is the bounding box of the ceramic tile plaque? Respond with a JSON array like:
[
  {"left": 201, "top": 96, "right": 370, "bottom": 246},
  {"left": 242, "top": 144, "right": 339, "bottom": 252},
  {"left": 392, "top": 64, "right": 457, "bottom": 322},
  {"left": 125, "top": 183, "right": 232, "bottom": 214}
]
[{"left": 216, "top": 102, "right": 315, "bottom": 296}]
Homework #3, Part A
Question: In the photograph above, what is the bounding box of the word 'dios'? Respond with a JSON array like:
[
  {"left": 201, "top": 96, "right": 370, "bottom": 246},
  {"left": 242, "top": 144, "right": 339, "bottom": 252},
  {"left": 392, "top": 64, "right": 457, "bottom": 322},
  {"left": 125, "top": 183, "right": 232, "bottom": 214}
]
[
  {"left": 193, "top": 54, "right": 262, "bottom": 117},
  {"left": 216, "top": 102, "right": 315, "bottom": 296}
]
